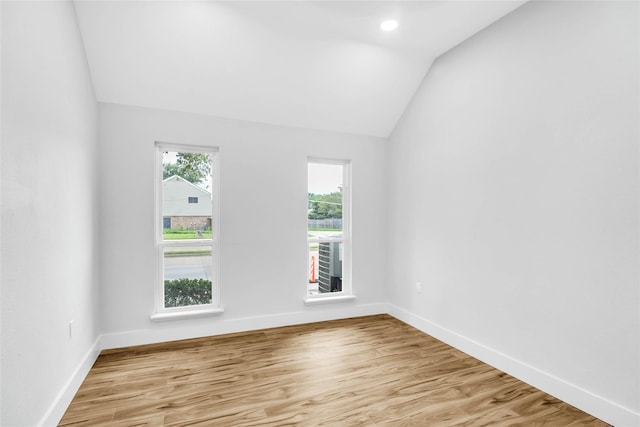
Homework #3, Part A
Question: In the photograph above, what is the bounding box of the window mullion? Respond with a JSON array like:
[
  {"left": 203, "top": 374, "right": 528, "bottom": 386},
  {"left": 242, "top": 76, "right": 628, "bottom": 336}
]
[
  {"left": 160, "top": 239, "right": 213, "bottom": 248},
  {"left": 308, "top": 237, "right": 344, "bottom": 244}
]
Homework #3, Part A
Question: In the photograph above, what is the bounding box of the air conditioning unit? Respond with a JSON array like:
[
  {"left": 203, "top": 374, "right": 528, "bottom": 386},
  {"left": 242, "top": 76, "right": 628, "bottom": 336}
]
[{"left": 318, "top": 242, "right": 342, "bottom": 293}]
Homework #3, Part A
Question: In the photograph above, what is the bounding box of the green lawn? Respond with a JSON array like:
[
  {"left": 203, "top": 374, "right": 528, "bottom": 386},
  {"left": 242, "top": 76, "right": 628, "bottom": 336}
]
[
  {"left": 165, "top": 249, "right": 212, "bottom": 256},
  {"left": 163, "top": 229, "right": 212, "bottom": 240}
]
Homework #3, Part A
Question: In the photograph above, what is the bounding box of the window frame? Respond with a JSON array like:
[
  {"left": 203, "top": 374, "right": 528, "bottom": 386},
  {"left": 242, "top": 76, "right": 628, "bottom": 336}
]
[
  {"left": 152, "top": 142, "right": 222, "bottom": 319},
  {"left": 305, "top": 157, "right": 353, "bottom": 304}
]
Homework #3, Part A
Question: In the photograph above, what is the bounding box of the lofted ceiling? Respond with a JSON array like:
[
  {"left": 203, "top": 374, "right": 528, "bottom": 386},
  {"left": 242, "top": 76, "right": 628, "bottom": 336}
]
[{"left": 73, "top": 1, "right": 527, "bottom": 138}]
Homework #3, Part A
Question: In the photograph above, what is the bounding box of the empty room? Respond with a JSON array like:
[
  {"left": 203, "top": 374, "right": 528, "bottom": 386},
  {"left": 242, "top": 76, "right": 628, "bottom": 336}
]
[{"left": 1, "top": 0, "right": 638, "bottom": 426}]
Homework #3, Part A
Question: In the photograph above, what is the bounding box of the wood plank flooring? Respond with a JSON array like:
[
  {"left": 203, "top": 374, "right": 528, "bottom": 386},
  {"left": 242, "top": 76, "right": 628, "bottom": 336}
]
[{"left": 60, "top": 315, "right": 609, "bottom": 426}]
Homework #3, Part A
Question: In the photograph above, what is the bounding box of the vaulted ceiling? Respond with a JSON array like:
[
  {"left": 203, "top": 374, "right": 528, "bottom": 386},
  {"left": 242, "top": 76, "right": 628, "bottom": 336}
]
[{"left": 73, "top": 1, "right": 527, "bottom": 138}]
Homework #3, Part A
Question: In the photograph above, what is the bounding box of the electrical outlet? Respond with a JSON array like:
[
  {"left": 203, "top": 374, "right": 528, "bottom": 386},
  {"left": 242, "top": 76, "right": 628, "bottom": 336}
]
[{"left": 416, "top": 282, "right": 423, "bottom": 294}]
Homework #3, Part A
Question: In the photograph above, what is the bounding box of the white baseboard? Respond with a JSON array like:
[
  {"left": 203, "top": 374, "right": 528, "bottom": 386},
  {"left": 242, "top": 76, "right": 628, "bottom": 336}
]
[
  {"left": 99, "top": 302, "right": 388, "bottom": 350},
  {"left": 42, "top": 303, "right": 638, "bottom": 427},
  {"left": 38, "top": 337, "right": 101, "bottom": 427},
  {"left": 386, "top": 303, "right": 640, "bottom": 427}
]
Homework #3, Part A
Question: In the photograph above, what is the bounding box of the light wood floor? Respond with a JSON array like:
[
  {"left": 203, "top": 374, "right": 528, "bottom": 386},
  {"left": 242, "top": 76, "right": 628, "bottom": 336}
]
[{"left": 60, "top": 315, "right": 609, "bottom": 426}]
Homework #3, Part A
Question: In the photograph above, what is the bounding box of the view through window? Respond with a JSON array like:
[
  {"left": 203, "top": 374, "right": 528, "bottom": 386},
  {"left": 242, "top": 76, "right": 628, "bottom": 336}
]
[
  {"left": 307, "top": 160, "right": 350, "bottom": 296},
  {"left": 156, "top": 146, "right": 218, "bottom": 311}
]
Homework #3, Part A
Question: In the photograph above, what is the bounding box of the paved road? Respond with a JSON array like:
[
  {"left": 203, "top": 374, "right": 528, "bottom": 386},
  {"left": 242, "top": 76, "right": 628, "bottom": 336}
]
[
  {"left": 164, "top": 254, "right": 211, "bottom": 280},
  {"left": 164, "top": 265, "right": 211, "bottom": 280}
]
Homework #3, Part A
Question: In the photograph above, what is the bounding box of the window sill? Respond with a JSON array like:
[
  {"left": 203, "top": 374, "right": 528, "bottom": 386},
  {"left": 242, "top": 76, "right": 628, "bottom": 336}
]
[
  {"left": 304, "top": 295, "right": 356, "bottom": 306},
  {"left": 150, "top": 307, "right": 224, "bottom": 322}
]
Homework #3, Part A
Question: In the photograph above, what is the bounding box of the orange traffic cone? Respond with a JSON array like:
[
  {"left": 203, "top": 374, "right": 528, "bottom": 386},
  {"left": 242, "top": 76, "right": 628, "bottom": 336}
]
[{"left": 309, "top": 256, "right": 316, "bottom": 283}]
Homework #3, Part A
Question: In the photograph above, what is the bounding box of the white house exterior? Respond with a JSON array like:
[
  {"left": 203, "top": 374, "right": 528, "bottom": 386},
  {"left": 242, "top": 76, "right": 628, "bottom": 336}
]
[{"left": 163, "top": 175, "right": 212, "bottom": 229}]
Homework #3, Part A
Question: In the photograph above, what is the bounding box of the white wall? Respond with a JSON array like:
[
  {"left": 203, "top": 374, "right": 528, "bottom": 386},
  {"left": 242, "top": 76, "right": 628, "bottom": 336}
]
[
  {"left": 1, "top": 1, "right": 100, "bottom": 426},
  {"left": 0, "top": 3, "right": 4, "bottom": 424},
  {"left": 387, "top": 1, "right": 639, "bottom": 425},
  {"left": 2, "top": 1, "right": 636, "bottom": 425},
  {"left": 97, "top": 103, "right": 387, "bottom": 346}
]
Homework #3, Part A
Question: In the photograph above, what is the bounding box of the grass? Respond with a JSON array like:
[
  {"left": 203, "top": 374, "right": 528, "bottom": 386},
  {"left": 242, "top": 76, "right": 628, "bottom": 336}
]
[
  {"left": 308, "top": 228, "right": 342, "bottom": 232},
  {"left": 163, "top": 229, "right": 212, "bottom": 240},
  {"left": 163, "top": 229, "right": 213, "bottom": 256},
  {"left": 165, "top": 249, "right": 212, "bottom": 256}
]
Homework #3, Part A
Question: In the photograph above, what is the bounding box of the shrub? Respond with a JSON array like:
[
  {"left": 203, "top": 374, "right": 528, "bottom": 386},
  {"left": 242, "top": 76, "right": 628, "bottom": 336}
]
[{"left": 164, "top": 278, "right": 212, "bottom": 307}]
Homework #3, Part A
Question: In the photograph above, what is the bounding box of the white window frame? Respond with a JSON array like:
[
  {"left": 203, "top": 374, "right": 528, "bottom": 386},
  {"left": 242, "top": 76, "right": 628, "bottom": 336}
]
[
  {"left": 151, "top": 142, "right": 222, "bottom": 321},
  {"left": 305, "top": 158, "right": 354, "bottom": 305}
]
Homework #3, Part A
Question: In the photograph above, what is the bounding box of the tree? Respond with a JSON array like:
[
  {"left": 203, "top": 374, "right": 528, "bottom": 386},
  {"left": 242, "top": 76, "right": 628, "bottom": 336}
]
[
  {"left": 163, "top": 152, "right": 211, "bottom": 185},
  {"left": 308, "top": 191, "right": 342, "bottom": 219}
]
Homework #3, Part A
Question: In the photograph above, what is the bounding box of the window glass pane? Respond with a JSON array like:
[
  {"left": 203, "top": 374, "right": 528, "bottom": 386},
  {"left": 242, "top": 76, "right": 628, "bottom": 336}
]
[
  {"left": 163, "top": 246, "right": 213, "bottom": 308},
  {"left": 308, "top": 241, "right": 343, "bottom": 294},
  {"left": 308, "top": 163, "right": 343, "bottom": 239},
  {"left": 308, "top": 242, "right": 319, "bottom": 295},
  {"left": 162, "top": 151, "right": 213, "bottom": 240}
]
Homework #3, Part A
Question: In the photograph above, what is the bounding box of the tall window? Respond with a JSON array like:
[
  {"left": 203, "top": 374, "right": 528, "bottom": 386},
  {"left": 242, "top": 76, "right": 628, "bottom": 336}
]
[
  {"left": 307, "top": 159, "right": 351, "bottom": 298},
  {"left": 154, "top": 143, "right": 219, "bottom": 315}
]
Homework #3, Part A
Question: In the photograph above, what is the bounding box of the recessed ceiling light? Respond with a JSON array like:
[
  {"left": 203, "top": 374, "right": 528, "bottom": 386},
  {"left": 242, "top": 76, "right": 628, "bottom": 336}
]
[{"left": 380, "top": 19, "right": 399, "bottom": 32}]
